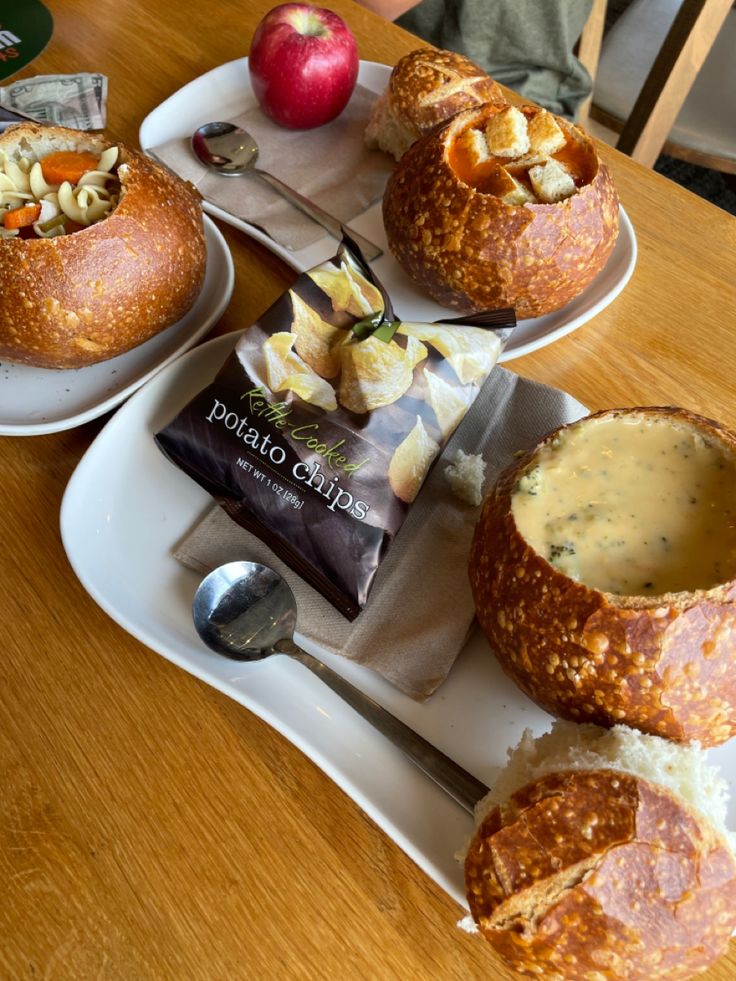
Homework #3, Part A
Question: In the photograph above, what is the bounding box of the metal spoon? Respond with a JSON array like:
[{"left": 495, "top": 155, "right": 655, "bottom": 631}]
[
  {"left": 191, "top": 122, "right": 382, "bottom": 261},
  {"left": 192, "top": 561, "right": 489, "bottom": 814}
]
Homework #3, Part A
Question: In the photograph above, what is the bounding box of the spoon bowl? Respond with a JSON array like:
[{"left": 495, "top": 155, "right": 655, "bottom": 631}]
[
  {"left": 193, "top": 561, "right": 295, "bottom": 660},
  {"left": 191, "top": 122, "right": 382, "bottom": 260},
  {"left": 191, "top": 121, "right": 260, "bottom": 177},
  {"left": 192, "top": 561, "right": 489, "bottom": 813}
]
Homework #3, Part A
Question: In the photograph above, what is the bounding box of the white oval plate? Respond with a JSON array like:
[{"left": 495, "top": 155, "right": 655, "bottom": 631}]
[
  {"left": 60, "top": 332, "right": 736, "bottom": 911},
  {"left": 0, "top": 216, "right": 234, "bottom": 436},
  {"left": 139, "top": 59, "right": 637, "bottom": 363}
]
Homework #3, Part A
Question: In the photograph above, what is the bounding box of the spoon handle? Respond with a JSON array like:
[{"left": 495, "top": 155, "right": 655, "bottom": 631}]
[
  {"left": 254, "top": 169, "right": 383, "bottom": 262},
  {"left": 284, "top": 644, "right": 489, "bottom": 814}
]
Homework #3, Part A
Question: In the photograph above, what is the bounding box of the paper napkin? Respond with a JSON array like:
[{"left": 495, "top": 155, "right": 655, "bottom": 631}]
[
  {"left": 173, "top": 367, "right": 588, "bottom": 701},
  {"left": 147, "top": 84, "right": 393, "bottom": 252}
]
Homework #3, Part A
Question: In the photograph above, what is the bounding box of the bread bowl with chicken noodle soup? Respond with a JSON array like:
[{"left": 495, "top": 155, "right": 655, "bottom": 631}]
[
  {"left": 364, "top": 47, "right": 506, "bottom": 162},
  {"left": 469, "top": 406, "right": 736, "bottom": 746},
  {"left": 463, "top": 721, "right": 736, "bottom": 981},
  {"left": 0, "top": 122, "right": 206, "bottom": 369},
  {"left": 383, "top": 102, "right": 619, "bottom": 318}
]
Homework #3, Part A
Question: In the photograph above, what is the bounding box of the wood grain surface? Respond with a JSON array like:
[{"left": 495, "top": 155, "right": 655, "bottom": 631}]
[{"left": 2, "top": 2, "right": 735, "bottom": 979}]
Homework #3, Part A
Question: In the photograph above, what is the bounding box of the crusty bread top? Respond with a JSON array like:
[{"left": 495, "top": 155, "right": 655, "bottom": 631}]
[
  {"left": 388, "top": 48, "right": 505, "bottom": 141},
  {"left": 465, "top": 768, "right": 736, "bottom": 980}
]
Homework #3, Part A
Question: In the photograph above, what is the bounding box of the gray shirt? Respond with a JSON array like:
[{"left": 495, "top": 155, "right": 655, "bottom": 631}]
[{"left": 396, "top": 0, "right": 594, "bottom": 119}]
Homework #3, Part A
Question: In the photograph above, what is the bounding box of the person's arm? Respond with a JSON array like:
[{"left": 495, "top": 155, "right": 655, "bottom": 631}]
[{"left": 352, "top": 0, "right": 422, "bottom": 20}]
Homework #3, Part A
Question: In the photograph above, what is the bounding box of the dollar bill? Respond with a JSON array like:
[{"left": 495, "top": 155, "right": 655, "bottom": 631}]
[{"left": 0, "top": 73, "right": 107, "bottom": 131}]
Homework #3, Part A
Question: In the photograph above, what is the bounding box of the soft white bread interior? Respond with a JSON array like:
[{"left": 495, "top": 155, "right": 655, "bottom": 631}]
[
  {"left": 464, "top": 721, "right": 736, "bottom": 981},
  {"left": 365, "top": 47, "right": 506, "bottom": 161}
]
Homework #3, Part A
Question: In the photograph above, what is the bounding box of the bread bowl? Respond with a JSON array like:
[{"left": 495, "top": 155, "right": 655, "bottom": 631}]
[
  {"left": 382, "top": 102, "right": 619, "bottom": 318},
  {"left": 365, "top": 47, "right": 506, "bottom": 161},
  {"left": 0, "top": 122, "right": 206, "bottom": 369},
  {"left": 469, "top": 406, "right": 736, "bottom": 746},
  {"left": 463, "top": 721, "right": 736, "bottom": 981}
]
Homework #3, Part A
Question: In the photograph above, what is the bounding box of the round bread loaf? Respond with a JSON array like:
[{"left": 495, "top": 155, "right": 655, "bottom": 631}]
[
  {"left": 469, "top": 406, "right": 736, "bottom": 746},
  {"left": 383, "top": 102, "right": 619, "bottom": 318},
  {"left": 365, "top": 47, "right": 506, "bottom": 162},
  {"left": 0, "top": 123, "right": 206, "bottom": 369},
  {"left": 464, "top": 722, "right": 736, "bottom": 981}
]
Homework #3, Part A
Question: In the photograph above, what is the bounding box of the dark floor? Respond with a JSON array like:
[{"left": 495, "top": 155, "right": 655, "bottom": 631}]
[{"left": 655, "top": 154, "right": 736, "bottom": 215}]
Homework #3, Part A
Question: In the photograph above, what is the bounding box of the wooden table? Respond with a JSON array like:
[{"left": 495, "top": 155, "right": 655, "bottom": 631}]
[{"left": 2, "top": 1, "right": 735, "bottom": 978}]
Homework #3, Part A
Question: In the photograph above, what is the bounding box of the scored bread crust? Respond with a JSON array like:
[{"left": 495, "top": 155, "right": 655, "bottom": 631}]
[
  {"left": 382, "top": 103, "right": 620, "bottom": 318},
  {"left": 468, "top": 406, "right": 736, "bottom": 746},
  {"left": 365, "top": 48, "right": 506, "bottom": 161},
  {"left": 0, "top": 123, "right": 207, "bottom": 369},
  {"left": 465, "top": 768, "right": 736, "bottom": 980}
]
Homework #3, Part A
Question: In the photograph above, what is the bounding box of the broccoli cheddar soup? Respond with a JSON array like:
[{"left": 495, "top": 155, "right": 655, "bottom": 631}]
[{"left": 511, "top": 413, "right": 736, "bottom": 596}]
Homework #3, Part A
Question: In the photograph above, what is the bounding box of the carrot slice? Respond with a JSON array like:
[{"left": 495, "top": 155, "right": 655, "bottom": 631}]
[
  {"left": 3, "top": 203, "right": 42, "bottom": 229},
  {"left": 40, "top": 150, "right": 100, "bottom": 185}
]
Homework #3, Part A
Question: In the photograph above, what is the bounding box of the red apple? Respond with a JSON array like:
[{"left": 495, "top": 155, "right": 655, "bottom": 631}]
[{"left": 249, "top": 3, "right": 359, "bottom": 130}]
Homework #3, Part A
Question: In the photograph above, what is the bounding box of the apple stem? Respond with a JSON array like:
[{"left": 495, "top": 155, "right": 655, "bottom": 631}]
[{"left": 293, "top": 9, "right": 329, "bottom": 37}]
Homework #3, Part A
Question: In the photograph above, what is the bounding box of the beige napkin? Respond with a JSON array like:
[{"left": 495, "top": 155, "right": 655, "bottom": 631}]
[
  {"left": 147, "top": 85, "right": 393, "bottom": 252},
  {"left": 174, "top": 367, "right": 588, "bottom": 701}
]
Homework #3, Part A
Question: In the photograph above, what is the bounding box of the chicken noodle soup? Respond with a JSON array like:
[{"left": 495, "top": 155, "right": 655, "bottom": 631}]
[
  {"left": 156, "top": 239, "right": 515, "bottom": 619},
  {"left": 0, "top": 139, "right": 119, "bottom": 238}
]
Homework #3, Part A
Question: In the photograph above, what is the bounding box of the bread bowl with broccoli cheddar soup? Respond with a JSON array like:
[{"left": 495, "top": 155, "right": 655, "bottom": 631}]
[
  {"left": 463, "top": 721, "right": 736, "bottom": 981},
  {"left": 0, "top": 122, "right": 206, "bottom": 369},
  {"left": 469, "top": 406, "right": 736, "bottom": 746},
  {"left": 383, "top": 102, "right": 619, "bottom": 318}
]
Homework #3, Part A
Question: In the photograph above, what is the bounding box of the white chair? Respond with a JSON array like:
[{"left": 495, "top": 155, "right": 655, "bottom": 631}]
[{"left": 578, "top": 0, "right": 735, "bottom": 172}]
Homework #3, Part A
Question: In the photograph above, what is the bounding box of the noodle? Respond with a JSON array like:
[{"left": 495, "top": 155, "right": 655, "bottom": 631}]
[{"left": 0, "top": 143, "right": 120, "bottom": 236}]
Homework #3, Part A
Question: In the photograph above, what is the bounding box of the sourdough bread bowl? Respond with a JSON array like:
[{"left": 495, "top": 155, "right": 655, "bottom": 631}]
[
  {"left": 382, "top": 102, "right": 619, "bottom": 318},
  {"left": 463, "top": 721, "right": 736, "bottom": 981},
  {"left": 365, "top": 47, "right": 506, "bottom": 162},
  {"left": 468, "top": 407, "right": 736, "bottom": 746},
  {"left": 0, "top": 123, "right": 206, "bottom": 369}
]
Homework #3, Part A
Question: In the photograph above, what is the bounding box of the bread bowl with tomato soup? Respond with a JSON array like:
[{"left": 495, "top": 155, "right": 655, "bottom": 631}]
[
  {"left": 365, "top": 47, "right": 506, "bottom": 162},
  {"left": 469, "top": 406, "right": 736, "bottom": 746},
  {"left": 463, "top": 721, "right": 736, "bottom": 981},
  {"left": 0, "top": 122, "right": 206, "bottom": 369},
  {"left": 383, "top": 102, "right": 619, "bottom": 318}
]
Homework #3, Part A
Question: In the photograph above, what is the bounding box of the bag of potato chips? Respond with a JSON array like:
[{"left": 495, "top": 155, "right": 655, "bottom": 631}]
[{"left": 155, "top": 239, "right": 515, "bottom": 619}]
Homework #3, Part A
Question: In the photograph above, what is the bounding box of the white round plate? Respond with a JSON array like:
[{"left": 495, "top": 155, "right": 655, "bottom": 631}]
[{"left": 139, "top": 59, "right": 637, "bottom": 363}]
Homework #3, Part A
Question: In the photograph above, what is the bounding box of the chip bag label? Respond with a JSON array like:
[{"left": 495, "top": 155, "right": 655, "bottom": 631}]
[{"left": 155, "top": 239, "right": 515, "bottom": 619}]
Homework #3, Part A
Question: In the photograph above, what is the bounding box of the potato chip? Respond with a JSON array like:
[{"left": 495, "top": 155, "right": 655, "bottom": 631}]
[
  {"left": 398, "top": 322, "right": 502, "bottom": 385},
  {"left": 388, "top": 415, "right": 440, "bottom": 503},
  {"left": 263, "top": 332, "right": 337, "bottom": 411},
  {"left": 423, "top": 368, "right": 470, "bottom": 439},
  {"left": 339, "top": 334, "right": 427, "bottom": 414},
  {"left": 308, "top": 259, "right": 384, "bottom": 318},
  {"left": 289, "top": 290, "right": 348, "bottom": 378}
]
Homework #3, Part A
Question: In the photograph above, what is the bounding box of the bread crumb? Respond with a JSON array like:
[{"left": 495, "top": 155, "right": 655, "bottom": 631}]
[
  {"left": 501, "top": 174, "right": 536, "bottom": 206},
  {"left": 485, "top": 106, "right": 530, "bottom": 157},
  {"left": 455, "top": 127, "right": 490, "bottom": 168},
  {"left": 457, "top": 914, "right": 479, "bottom": 934},
  {"left": 445, "top": 450, "right": 486, "bottom": 506},
  {"left": 529, "top": 158, "right": 576, "bottom": 203},
  {"left": 528, "top": 110, "right": 567, "bottom": 157}
]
